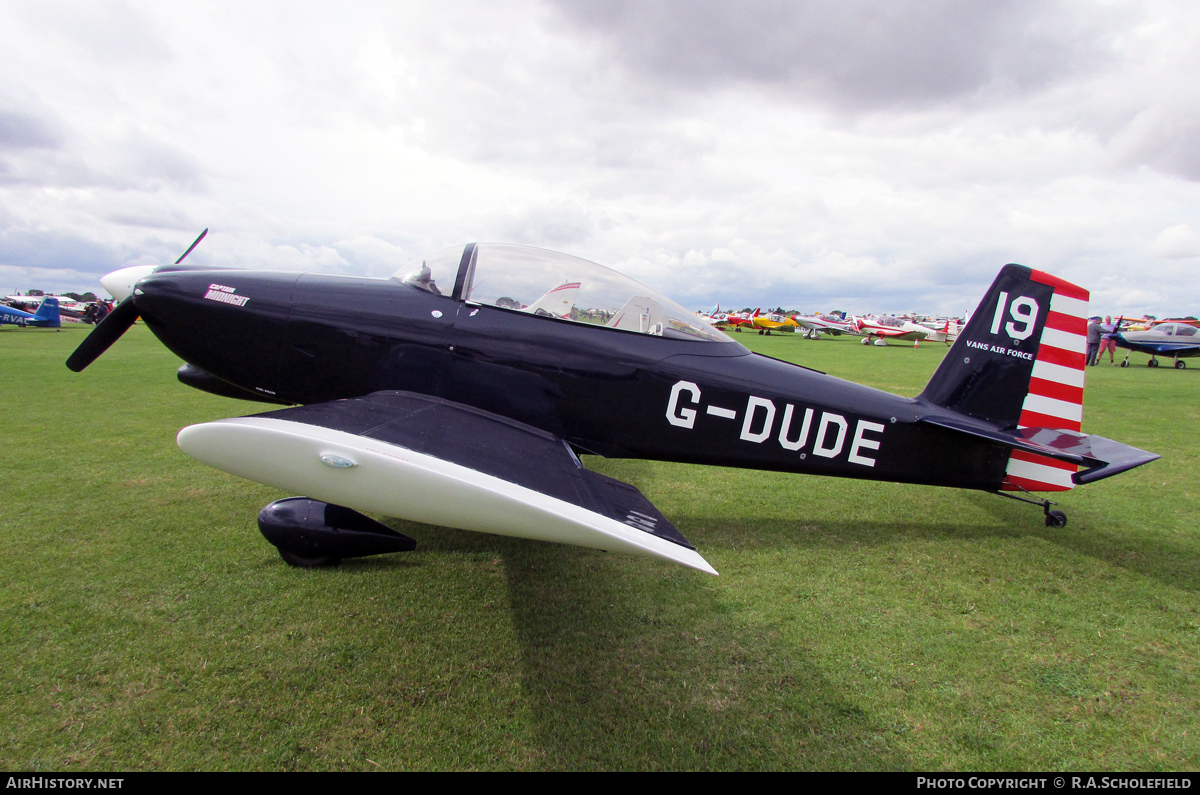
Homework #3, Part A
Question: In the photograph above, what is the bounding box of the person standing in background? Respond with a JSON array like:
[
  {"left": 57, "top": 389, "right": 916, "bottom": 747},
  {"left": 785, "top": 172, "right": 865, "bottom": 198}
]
[
  {"left": 1086, "top": 316, "right": 1103, "bottom": 366},
  {"left": 1100, "top": 316, "right": 1118, "bottom": 365}
]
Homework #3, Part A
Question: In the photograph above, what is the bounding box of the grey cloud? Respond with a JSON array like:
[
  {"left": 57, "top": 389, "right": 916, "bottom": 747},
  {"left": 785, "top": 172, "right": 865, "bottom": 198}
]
[
  {"left": 17, "top": 0, "right": 172, "bottom": 67},
  {"left": 0, "top": 109, "right": 63, "bottom": 151},
  {"left": 1112, "top": 111, "right": 1200, "bottom": 182},
  {"left": 0, "top": 105, "right": 68, "bottom": 185},
  {"left": 0, "top": 123, "right": 205, "bottom": 192},
  {"left": 493, "top": 200, "right": 598, "bottom": 247},
  {"left": 0, "top": 229, "right": 124, "bottom": 275},
  {"left": 104, "top": 207, "right": 204, "bottom": 232},
  {"left": 549, "top": 0, "right": 1112, "bottom": 110},
  {"left": 115, "top": 131, "right": 207, "bottom": 192}
]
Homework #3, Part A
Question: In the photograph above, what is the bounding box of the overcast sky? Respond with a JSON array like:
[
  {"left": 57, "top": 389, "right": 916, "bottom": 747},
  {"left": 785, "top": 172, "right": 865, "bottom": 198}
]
[{"left": 2, "top": 0, "right": 1198, "bottom": 315}]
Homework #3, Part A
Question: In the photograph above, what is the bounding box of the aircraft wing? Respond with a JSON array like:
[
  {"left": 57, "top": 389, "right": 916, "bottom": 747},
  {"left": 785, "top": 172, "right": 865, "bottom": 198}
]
[
  {"left": 869, "top": 327, "right": 917, "bottom": 338},
  {"left": 176, "top": 391, "right": 717, "bottom": 574}
]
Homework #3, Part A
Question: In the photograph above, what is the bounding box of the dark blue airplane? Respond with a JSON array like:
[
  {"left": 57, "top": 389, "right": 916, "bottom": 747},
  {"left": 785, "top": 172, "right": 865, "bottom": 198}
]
[
  {"left": 66, "top": 240, "right": 1159, "bottom": 573},
  {"left": 0, "top": 297, "right": 60, "bottom": 328}
]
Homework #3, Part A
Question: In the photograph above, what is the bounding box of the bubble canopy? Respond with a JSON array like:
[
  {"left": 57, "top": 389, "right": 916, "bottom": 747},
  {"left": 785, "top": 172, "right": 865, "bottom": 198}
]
[{"left": 394, "top": 243, "right": 730, "bottom": 342}]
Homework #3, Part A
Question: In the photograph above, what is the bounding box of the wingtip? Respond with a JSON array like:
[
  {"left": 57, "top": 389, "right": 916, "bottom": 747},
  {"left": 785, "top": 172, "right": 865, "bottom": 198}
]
[{"left": 674, "top": 547, "right": 719, "bottom": 576}]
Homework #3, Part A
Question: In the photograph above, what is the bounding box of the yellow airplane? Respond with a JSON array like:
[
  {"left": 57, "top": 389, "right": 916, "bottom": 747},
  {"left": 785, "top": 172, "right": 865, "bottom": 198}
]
[{"left": 750, "top": 308, "right": 800, "bottom": 335}]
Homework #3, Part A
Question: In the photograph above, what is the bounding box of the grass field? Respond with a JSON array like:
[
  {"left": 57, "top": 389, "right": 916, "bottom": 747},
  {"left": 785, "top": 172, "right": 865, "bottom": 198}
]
[{"left": 1, "top": 323, "right": 1196, "bottom": 771}]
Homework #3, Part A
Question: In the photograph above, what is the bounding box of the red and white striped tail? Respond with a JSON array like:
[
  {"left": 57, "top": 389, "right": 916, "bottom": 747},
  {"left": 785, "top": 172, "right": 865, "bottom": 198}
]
[{"left": 1002, "top": 271, "right": 1088, "bottom": 492}]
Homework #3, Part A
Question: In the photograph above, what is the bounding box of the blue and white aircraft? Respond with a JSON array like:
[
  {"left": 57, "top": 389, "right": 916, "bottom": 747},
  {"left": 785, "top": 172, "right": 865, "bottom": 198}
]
[
  {"left": 0, "top": 297, "right": 61, "bottom": 328},
  {"left": 1115, "top": 322, "right": 1200, "bottom": 369}
]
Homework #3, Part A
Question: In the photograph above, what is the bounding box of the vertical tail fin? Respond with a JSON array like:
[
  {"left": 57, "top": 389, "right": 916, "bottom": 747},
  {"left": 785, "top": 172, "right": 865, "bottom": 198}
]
[
  {"left": 919, "top": 265, "right": 1089, "bottom": 491},
  {"left": 33, "top": 297, "right": 61, "bottom": 327},
  {"left": 525, "top": 280, "right": 581, "bottom": 318}
]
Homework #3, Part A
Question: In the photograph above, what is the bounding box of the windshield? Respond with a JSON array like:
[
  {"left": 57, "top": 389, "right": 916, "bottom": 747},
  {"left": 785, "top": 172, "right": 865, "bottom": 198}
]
[
  {"left": 392, "top": 244, "right": 465, "bottom": 297},
  {"left": 456, "top": 243, "right": 730, "bottom": 342}
]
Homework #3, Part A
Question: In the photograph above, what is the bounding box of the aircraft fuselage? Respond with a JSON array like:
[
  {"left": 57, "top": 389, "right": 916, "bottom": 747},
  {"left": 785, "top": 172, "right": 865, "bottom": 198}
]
[{"left": 134, "top": 267, "right": 1011, "bottom": 491}]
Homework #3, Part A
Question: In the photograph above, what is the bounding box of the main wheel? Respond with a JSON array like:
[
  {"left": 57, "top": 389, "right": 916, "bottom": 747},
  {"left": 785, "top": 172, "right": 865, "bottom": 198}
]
[
  {"left": 1044, "top": 510, "right": 1067, "bottom": 528},
  {"left": 1120, "top": 359, "right": 1129, "bottom": 368},
  {"left": 278, "top": 549, "right": 342, "bottom": 568},
  {"left": 861, "top": 336, "right": 870, "bottom": 345},
  {"left": 1148, "top": 358, "right": 1159, "bottom": 367},
  {"left": 1175, "top": 360, "right": 1187, "bottom": 369}
]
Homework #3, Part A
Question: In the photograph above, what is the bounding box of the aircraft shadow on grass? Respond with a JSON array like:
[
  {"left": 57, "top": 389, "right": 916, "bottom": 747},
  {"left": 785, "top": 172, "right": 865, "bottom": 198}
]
[
  {"left": 286, "top": 520, "right": 913, "bottom": 768},
  {"left": 498, "top": 541, "right": 914, "bottom": 770}
]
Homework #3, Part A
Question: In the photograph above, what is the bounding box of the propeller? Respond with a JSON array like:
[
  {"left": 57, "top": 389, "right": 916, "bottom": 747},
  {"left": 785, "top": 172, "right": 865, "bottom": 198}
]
[
  {"left": 66, "top": 229, "right": 208, "bottom": 372},
  {"left": 175, "top": 228, "right": 207, "bottom": 264},
  {"left": 66, "top": 296, "right": 140, "bottom": 372}
]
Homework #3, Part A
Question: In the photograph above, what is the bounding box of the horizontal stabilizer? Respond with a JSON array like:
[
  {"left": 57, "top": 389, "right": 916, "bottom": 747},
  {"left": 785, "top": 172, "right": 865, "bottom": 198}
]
[
  {"left": 177, "top": 392, "right": 716, "bottom": 574},
  {"left": 1070, "top": 435, "right": 1162, "bottom": 484},
  {"left": 919, "top": 416, "right": 1159, "bottom": 485}
]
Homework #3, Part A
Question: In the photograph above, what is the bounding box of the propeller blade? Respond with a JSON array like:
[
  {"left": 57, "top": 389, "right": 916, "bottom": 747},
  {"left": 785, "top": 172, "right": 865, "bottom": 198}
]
[
  {"left": 65, "top": 297, "right": 140, "bottom": 372},
  {"left": 175, "top": 228, "right": 208, "bottom": 264}
]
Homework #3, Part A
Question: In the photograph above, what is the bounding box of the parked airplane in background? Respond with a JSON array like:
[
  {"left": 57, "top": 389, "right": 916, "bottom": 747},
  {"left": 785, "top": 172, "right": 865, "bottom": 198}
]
[
  {"left": 914, "top": 318, "right": 960, "bottom": 345},
  {"left": 751, "top": 309, "right": 799, "bottom": 335},
  {"left": 793, "top": 313, "right": 860, "bottom": 339},
  {"left": 524, "top": 280, "right": 581, "bottom": 318},
  {"left": 4, "top": 295, "right": 86, "bottom": 316},
  {"left": 1115, "top": 322, "right": 1200, "bottom": 369},
  {"left": 1150, "top": 317, "right": 1200, "bottom": 330},
  {"left": 0, "top": 297, "right": 60, "bottom": 328},
  {"left": 724, "top": 311, "right": 754, "bottom": 332},
  {"left": 68, "top": 240, "right": 1157, "bottom": 574},
  {"left": 854, "top": 315, "right": 937, "bottom": 346}
]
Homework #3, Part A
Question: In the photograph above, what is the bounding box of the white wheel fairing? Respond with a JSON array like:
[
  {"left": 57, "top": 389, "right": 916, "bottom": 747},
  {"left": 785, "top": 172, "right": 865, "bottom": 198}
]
[{"left": 177, "top": 417, "right": 718, "bottom": 575}]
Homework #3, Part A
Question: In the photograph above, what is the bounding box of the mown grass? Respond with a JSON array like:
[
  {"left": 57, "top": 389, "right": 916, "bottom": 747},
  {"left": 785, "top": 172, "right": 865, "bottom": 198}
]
[{"left": 1, "top": 324, "right": 1196, "bottom": 771}]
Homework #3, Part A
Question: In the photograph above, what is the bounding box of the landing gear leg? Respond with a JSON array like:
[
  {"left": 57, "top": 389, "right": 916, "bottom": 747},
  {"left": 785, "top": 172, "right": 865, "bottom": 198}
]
[{"left": 994, "top": 488, "right": 1067, "bottom": 528}]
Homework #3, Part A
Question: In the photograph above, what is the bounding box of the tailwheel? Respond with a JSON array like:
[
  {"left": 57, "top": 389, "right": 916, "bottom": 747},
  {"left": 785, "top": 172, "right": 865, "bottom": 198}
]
[{"left": 1045, "top": 510, "right": 1068, "bottom": 528}]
